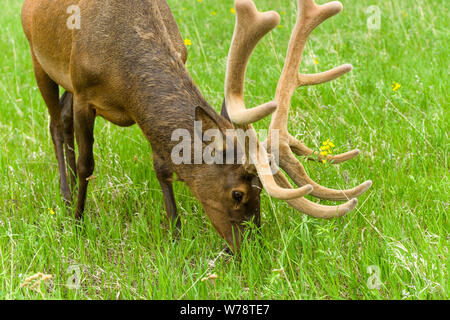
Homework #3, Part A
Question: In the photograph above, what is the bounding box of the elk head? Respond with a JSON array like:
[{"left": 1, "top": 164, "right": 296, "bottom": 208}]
[{"left": 176, "top": 106, "right": 264, "bottom": 252}]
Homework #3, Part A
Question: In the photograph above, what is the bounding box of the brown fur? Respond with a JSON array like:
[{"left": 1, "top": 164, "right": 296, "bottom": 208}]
[{"left": 22, "top": 0, "right": 261, "bottom": 252}]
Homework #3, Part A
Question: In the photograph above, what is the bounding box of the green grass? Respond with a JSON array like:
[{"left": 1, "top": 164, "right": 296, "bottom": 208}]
[{"left": 0, "top": 0, "right": 448, "bottom": 300}]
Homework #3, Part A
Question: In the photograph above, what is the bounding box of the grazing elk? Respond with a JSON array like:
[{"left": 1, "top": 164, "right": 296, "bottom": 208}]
[{"left": 21, "top": 0, "right": 371, "bottom": 252}]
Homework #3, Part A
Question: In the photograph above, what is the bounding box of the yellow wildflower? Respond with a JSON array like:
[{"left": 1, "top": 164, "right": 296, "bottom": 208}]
[
  {"left": 313, "top": 57, "right": 319, "bottom": 65},
  {"left": 184, "top": 39, "right": 192, "bottom": 46},
  {"left": 230, "top": 8, "right": 236, "bottom": 14},
  {"left": 320, "top": 139, "right": 336, "bottom": 164},
  {"left": 392, "top": 82, "right": 401, "bottom": 92},
  {"left": 211, "top": 11, "right": 217, "bottom": 16},
  {"left": 49, "top": 208, "right": 55, "bottom": 215}
]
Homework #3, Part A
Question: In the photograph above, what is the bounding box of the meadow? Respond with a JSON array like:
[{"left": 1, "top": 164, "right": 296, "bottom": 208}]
[{"left": 0, "top": 0, "right": 448, "bottom": 299}]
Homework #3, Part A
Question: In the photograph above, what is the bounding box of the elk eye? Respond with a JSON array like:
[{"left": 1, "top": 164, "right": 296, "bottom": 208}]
[{"left": 232, "top": 191, "right": 244, "bottom": 204}]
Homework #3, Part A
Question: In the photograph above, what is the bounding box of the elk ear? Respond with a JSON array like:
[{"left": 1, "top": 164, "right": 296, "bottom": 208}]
[
  {"left": 195, "top": 106, "right": 226, "bottom": 136},
  {"left": 220, "top": 98, "right": 231, "bottom": 123},
  {"left": 194, "top": 106, "right": 227, "bottom": 151}
]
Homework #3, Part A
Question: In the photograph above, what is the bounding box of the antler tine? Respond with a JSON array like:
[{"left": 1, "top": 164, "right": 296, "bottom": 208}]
[
  {"left": 274, "top": 170, "right": 358, "bottom": 218},
  {"left": 289, "top": 134, "right": 361, "bottom": 163},
  {"left": 279, "top": 144, "right": 372, "bottom": 201},
  {"left": 265, "top": 0, "right": 372, "bottom": 203},
  {"left": 226, "top": 0, "right": 315, "bottom": 201},
  {"left": 225, "top": 0, "right": 279, "bottom": 126}
]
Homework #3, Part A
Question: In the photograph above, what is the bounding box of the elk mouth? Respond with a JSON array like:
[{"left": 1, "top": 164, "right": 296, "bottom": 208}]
[
  {"left": 222, "top": 222, "right": 247, "bottom": 254},
  {"left": 201, "top": 201, "right": 247, "bottom": 253}
]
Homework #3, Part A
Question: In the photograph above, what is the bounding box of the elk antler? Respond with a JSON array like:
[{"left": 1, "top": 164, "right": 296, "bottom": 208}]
[
  {"left": 266, "top": 0, "right": 372, "bottom": 204},
  {"left": 225, "top": 0, "right": 313, "bottom": 201},
  {"left": 226, "top": 0, "right": 372, "bottom": 218}
]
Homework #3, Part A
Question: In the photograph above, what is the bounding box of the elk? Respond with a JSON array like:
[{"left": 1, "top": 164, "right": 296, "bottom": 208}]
[{"left": 21, "top": 0, "right": 372, "bottom": 252}]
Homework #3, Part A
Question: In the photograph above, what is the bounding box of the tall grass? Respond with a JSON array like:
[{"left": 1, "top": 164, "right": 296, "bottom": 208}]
[{"left": 0, "top": 0, "right": 448, "bottom": 299}]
